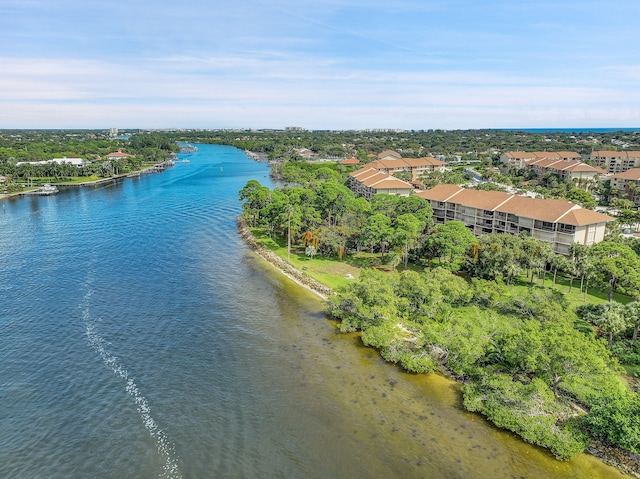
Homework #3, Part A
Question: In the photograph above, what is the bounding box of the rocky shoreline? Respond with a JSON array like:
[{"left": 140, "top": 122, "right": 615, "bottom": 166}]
[
  {"left": 237, "top": 216, "right": 332, "bottom": 299},
  {"left": 237, "top": 214, "right": 640, "bottom": 477},
  {"left": 587, "top": 440, "right": 640, "bottom": 478}
]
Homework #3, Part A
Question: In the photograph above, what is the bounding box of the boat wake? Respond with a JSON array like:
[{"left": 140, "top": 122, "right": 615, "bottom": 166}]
[{"left": 80, "top": 284, "right": 182, "bottom": 479}]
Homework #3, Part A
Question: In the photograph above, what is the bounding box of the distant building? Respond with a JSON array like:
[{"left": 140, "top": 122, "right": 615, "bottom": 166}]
[
  {"left": 499, "top": 151, "right": 603, "bottom": 188},
  {"left": 500, "top": 151, "right": 582, "bottom": 169},
  {"left": 349, "top": 167, "right": 415, "bottom": 199},
  {"left": 16, "top": 157, "right": 84, "bottom": 167},
  {"left": 417, "top": 185, "right": 614, "bottom": 254},
  {"left": 589, "top": 151, "right": 640, "bottom": 174},
  {"left": 109, "top": 127, "right": 118, "bottom": 138},
  {"left": 367, "top": 157, "right": 445, "bottom": 180},
  {"left": 285, "top": 126, "right": 305, "bottom": 131},
  {"left": 524, "top": 158, "right": 605, "bottom": 183},
  {"left": 341, "top": 157, "right": 360, "bottom": 165},
  {"left": 610, "top": 168, "right": 640, "bottom": 206},
  {"left": 106, "top": 151, "right": 134, "bottom": 161},
  {"left": 293, "top": 148, "right": 314, "bottom": 159}
]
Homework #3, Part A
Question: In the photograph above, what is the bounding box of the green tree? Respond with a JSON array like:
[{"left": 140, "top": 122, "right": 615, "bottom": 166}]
[
  {"left": 566, "top": 188, "right": 597, "bottom": 209},
  {"left": 589, "top": 241, "right": 640, "bottom": 302},
  {"left": 627, "top": 302, "right": 640, "bottom": 341},
  {"left": 326, "top": 269, "right": 399, "bottom": 332},
  {"left": 393, "top": 213, "right": 425, "bottom": 268},
  {"left": 239, "top": 180, "right": 271, "bottom": 227},
  {"left": 596, "top": 303, "right": 629, "bottom": 347},
  {"left": 425, "top": 220, "right": 476, "bottom": 266},
  {"left": 363, "top": 213, "right": 393, "bottom": 261}
]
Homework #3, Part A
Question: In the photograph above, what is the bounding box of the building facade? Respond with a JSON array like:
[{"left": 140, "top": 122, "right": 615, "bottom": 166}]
[
  {"left": 417, "top": 185, "right": 613, "bottom": 254},
  {"left": 500, "top": 151, "right": 582, "bottom": 169},
  {"left": 349, "top": 167, "right": 415, "bottom": 199},
  {"left": 610, "top": 168, "right": 640, "bottom": 206},
  {"left": 367, "top": 152, "right": 445, "bottom": 180},
  {"left": 589, "top": 151, "right": 640, "bottom": 174}
]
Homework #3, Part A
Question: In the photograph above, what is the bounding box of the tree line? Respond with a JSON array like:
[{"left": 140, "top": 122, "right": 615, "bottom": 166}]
[{"left": 0, "top": 131, "right": 178, "bottom": 191}]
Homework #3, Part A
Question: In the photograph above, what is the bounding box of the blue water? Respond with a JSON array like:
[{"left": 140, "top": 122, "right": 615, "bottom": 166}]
[{"left": 0, "top": 145, "right": 625, "bottom": 479}]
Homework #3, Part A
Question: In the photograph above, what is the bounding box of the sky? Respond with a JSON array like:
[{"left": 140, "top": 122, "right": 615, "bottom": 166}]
[{"left": 1, "top": 0, "right": 639, "bottom": 130}]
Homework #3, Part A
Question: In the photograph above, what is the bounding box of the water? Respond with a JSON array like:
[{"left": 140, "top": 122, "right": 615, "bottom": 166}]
[{"left": 0, "top": 144, "right": 625, "bottom": 478}]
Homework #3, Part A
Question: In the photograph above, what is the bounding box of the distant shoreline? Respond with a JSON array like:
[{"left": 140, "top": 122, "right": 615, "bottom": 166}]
[{"left": 0, "top": 161, "right": 171, "bottom": 202}]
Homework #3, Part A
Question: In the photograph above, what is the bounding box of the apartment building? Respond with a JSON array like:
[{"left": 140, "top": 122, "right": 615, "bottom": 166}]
[
  {"left": 610, "top": 168, "right": 640, "bottom": 206},
  {"left": 525, "top": 158, "right": 605, "bottom": 183},
  {"left": 589, "top": 151, "right": 640, "bottom": 174},
  {"left": 500, "top": 151, "right": 582, "bottom": 169},
  {"left": 349, "top": 167, "right": 415, "bottom": 199},
  {"left": 367, "top": 151, "right": 445, "bottom": 180},
  {"left": 417, "top": 185, "right": 613, "bottom": 254}
]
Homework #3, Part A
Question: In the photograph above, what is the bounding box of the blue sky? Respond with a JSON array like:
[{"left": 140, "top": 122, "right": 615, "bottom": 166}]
[{"left": 1, "top": 0, "right": 639, "bottom": 129}]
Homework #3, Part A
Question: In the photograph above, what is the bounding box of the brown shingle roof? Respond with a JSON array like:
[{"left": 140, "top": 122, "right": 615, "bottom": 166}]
[
  {"left": 448, "top": 189, "right": 513, "bottom": 211},
  {"left": 350, "top": 166, "right": 378, "bottom": 179},
  {"left": 341, "top": 157, "right": 360, "bottom": 165},
  {"left": 377, "top": 150, "right": 402, "bottom": 160},
  {"left": 369, "top": 157, "right": 445, "bottom": 170},
  {"left": 495, "top": 196, "right": 577, "bottom": 223},
  {"left": 611, "top": 168, "right": 640, "bottom": 181},
  {"left": 558, "top": 208, "right": 615, "bottom": 226},
  {"left": 526, "top": 158, "right": 605, "bottom": 174},
  {"left": 365, "top": 176, "right": 414, "bottom": 189},
  {"left": 591, "top": 151, "right": 640, "bottom": 158},
  {"left": 403, "top": 157, "right": 445, "bottom": 167},
  {"left": 505, "top": 151, "right": 581, "bottom": 160},
  {"left": 416, "top": 184, "right": 464, "bottom": 202},
  {"left": 419, "top": 186, "right": 614, "bottom": 226}
]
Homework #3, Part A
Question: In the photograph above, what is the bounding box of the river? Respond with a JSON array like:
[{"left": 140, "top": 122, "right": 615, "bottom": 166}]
[{"left": 0, "top": 144, "right": 624, "bottom": 478}]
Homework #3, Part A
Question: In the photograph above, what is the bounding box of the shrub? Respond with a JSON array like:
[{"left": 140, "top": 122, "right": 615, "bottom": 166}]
[
  {"left": 583, "top": 391, "right": 640, "bottom": 453},
  {"left": 463, "top": 373, "right": 590, "bottom": 460}
]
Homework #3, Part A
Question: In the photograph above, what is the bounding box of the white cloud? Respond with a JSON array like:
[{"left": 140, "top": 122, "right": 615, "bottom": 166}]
[{"left": 1, "top": 45, "right": 640, "bottom": 129}]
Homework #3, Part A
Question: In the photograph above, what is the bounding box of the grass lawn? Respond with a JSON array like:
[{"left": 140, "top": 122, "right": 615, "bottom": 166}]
[
  {"left": 509, "top": 273, "right": 633, "bottom": 309},
  {"left": 250, "top": 227, "right": 632, "bottom": 307}
]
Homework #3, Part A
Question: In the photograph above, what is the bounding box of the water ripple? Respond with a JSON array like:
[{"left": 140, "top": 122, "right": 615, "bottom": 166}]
[{"left": 80, "top": 276, "right": 182, "bottom": 479}]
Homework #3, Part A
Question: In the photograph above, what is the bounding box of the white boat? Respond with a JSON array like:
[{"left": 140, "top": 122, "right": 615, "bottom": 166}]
[{"left": 29, "top": 184, "right": 58, "bottom": 195}]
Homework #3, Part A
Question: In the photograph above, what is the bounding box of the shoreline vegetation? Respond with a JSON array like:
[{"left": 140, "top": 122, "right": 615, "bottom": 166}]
[
  {"left": 238, "top": 216, "right": 332, "bottom": 299},
  {"left": 237, "top": 216, "right": 640, "bottom": 477},
  {"left": 0, "top": 130, "right": 179, "bottom": 199},
  {"left": 234, "top": 146, "right": 640, "bottom": 477},
  {"left": 0, "top": 161, "right": 173, "bottom": 201}
]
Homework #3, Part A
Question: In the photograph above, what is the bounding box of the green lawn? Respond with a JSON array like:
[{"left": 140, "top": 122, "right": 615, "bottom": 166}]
[{"left": 250, "top": 228, "right": 632, "bottom": 307}]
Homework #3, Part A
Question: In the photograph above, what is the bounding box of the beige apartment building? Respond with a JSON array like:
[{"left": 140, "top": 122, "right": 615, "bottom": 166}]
[
  {"left": 589, "top": 151, "right": 640, "bottom": 174},
  {"left": 524, "top": 158, "right": 605, "bottom": 183},
  {"left": 348, "top": 151, "right": 446, "bottom": 199},
  {"left": 349, "top": 167, "right": 415, "bottom": 199},
  {"left": 610, "top": 168, "right": 640, "bottom": 206},
  {"left": 500, "top": 151, "right": 582, "bottom": 169},
  {"left": 499, "top": 151, "right": 603, "bottom": 186},
  {"left": 417, "top": 185, "right": 613, "bottom": 254}
]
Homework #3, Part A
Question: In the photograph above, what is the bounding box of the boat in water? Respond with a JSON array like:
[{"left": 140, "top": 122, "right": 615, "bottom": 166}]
[{"left": 28, "top": 184, "right": 58, "bottom": 195}]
